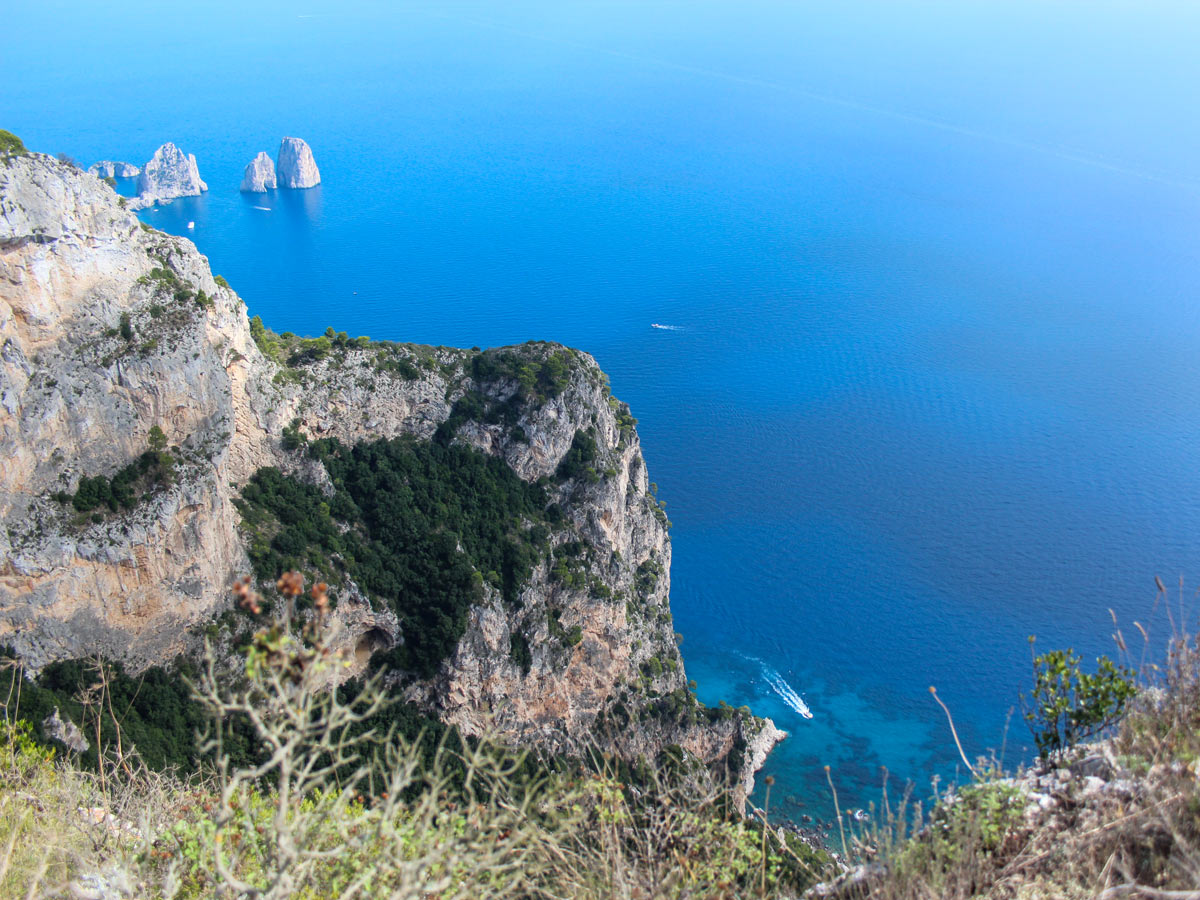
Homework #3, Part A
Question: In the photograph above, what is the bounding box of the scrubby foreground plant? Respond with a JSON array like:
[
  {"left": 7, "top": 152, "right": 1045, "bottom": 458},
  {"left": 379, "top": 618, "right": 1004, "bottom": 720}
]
[
  {"left": 828, "top": 620, "right": 1200, "bottom": 900},
  {"left": 1020, "top": 637, "right": 1136, "bottom": 761},
  {"left": 0, "top": 573, "right": 827, "bottom": 899}
]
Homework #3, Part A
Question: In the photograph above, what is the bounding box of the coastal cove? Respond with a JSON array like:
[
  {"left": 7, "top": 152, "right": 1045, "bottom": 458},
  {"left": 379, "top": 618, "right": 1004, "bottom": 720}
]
[{"left": 6, "top": 0, "right": 1200, "bottom": 826}]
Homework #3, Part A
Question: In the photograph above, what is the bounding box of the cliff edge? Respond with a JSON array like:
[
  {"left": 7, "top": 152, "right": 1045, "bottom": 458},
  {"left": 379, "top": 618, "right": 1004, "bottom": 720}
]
[{"left": 0, "top": 150, "right": 779, "bottom": 805}]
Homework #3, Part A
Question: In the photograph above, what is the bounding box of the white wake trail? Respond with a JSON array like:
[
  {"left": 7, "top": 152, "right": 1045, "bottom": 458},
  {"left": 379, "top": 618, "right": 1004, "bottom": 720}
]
[{"left": 744, "top": 656, "right": 813, "bottom": 719}]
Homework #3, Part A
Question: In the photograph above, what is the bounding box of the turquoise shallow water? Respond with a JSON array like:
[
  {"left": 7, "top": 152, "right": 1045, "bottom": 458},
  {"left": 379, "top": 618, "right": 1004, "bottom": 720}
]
[{"left": 7, "top": 0, "right": 1200, "bottom": 825}]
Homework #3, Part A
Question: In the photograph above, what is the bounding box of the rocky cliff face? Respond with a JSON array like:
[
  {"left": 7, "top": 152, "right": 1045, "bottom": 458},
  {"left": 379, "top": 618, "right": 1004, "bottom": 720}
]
[
  {"left": 134, "top": 143, "right": 207, "bottom": 208},
  {"left": 239, "top": 152, "right": 276, "bottom": 193},
  {"left": 88, "top": 161, "right": 140, "bottom": 179},
  {"left": 276, "top": 137, "right": 320, "bottom": 189},
  {"left": 0, "top": 152, "right": 779, "bottom": 804}
]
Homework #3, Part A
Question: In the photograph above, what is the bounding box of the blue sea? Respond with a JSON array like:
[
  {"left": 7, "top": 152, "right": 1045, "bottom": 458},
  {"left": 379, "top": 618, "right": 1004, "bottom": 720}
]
[{"left": 8, "top": 0, "right": 1200, "bottom": 825}]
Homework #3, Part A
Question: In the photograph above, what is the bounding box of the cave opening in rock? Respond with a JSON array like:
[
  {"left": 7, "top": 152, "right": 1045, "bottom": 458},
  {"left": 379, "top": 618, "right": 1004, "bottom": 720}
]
[{"left": 355, "top": 628, "right": 391, "bottom": 666}]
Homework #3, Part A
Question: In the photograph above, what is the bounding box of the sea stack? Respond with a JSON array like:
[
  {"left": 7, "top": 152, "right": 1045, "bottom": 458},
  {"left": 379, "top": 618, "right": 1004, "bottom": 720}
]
[
  {"left": 240, "top": 151, "right": 277, "bottom": 192},
  {"left": 88, "top": 160, "right": 140, "bottom": 179},
  {"left": 134, "top": 142, "right": 207, "bottom": 207},
  {"left": 276, "top": 136, "right": 320, "bottom": 188}
]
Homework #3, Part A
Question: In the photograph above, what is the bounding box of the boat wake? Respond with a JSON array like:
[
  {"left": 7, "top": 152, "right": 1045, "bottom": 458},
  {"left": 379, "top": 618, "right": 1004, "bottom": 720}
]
[
  {"left": 251, "top": 205, "right": 271, "bottom": 212},
  {"left": 651, "top": 323, "right": 682, "bottom": 330},
  {"left": 746, "top": 657, "right": 813, "bottom": 719}
]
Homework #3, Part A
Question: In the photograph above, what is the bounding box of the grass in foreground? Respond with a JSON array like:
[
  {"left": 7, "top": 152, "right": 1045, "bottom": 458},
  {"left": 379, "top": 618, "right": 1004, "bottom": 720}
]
[{"left": 0, "top": 574, "right": 827, "bottom": 899}]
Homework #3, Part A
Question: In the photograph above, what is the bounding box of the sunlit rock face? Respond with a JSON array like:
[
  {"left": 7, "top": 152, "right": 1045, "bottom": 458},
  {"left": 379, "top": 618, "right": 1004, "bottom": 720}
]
[
  {"left": 134, "top": 143, "right": 207, "bottom": 208},
  {"left": 276, "top": 137, "right": 320, "bottom": 189},
  {"left": 240, "top": 152, "right": 277, "bottom": 193}
]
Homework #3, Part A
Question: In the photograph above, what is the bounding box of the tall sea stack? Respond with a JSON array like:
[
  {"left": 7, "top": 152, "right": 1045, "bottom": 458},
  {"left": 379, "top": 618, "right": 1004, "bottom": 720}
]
[
  {"left": 240, "top": 151, "right": 277, "bottom": 192},
  {"left": 134, "top": 142, "right": 207, "bottom": 207},
  {"left": 276, "top": 137, "right": 320, "bottom": 188}
]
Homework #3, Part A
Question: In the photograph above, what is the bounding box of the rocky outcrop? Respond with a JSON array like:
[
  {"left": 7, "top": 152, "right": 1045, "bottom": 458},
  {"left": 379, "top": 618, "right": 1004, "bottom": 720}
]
[
  {"left": 0, "top": 151, "right": 778, "bottom": 797},
  {"left": 43, "top": 707, "right": 89, "bottom": 753},
  {"left": 0, "top": 153, "right": 264, "bottom": 666},
  {"left": 736, "top": 718, "right": 787, "bottom": 811},
  {"left": 276, "top": 137, "right": 320, "bottom": 188},
  {"left": 88, "top": 161, "right": 140, "bottom": 179},
  {"left": 239, "top": 152, "right": 276, "bottom": 193},
  {"left": 133, "top": 143, "right": 207, "bottom": 208}
]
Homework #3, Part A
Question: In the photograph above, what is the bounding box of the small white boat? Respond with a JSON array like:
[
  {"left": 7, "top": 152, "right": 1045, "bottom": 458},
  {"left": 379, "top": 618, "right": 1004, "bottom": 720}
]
[{"left": 186, "top": 221, "right": 195, "bottom": 230}]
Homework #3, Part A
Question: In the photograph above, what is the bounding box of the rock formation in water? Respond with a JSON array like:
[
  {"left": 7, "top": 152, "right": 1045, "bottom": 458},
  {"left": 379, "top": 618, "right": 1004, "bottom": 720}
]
[
  {"left": 0, "top": 149, "right": 780, "bottom": 808},
  {"left": 88, "top": 161, "right": 140, "bottom": 179},
  {"left": 133, "top": 142, "right": 207, "bottom": 209},
  {"left": 276, "top": 137, "right": 320, "bottom": 188},
  {"left": 239, "top": 152, "right": 277, "bottom": 193}
]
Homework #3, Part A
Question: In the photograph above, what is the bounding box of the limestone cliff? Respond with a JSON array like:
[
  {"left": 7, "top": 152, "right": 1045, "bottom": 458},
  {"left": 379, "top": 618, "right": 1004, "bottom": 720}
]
[
  {"left": 240, "top": 152, "right": 276, "bottom": 193},
  {"left": 276, "top": 137, "right": 320, "bottom": 189},
  {"left": 0, "top": 151, "right": 779, "bottom": 804},
  {"left": 133, "top": 143, "right": 207, "bottom": 209}
]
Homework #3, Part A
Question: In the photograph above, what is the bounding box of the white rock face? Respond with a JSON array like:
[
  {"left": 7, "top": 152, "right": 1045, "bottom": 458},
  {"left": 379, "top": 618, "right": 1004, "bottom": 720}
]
[
  {"left": 134, "top": 143, "right": 207, "bottom": 207},
  {"left": 276, "top": 137, "right": 320, "bottom": 188},
  {"left": 240, "top": 152, "right": 277, "bottom": 193},
  {"left": 88, "top": 161, "right": 140, "bottom": 179}
]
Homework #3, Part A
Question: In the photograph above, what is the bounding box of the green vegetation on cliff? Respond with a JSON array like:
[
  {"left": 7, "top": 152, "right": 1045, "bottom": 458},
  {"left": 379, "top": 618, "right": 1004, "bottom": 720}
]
[
  {"left": 0, "top": 651, "right": 209, "bottom": 772},
  {"left": 236, "top": 435, "right": 553, "bottom": 676},
  {"left": 0, "top": 129, "right": 27, "bottom": 158},
  {"left": 51, "top": 427, "right": 176, "bottom": 518},
  {"left": 434, "top": 345, "right": 578, "bottom": 446}
]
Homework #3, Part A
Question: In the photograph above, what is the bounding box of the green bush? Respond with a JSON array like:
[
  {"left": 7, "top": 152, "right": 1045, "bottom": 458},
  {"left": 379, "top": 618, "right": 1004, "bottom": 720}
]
[
  {"left": 509, "top": 632, "right": 533, "bottom": 674},
  {"left": 0, "top": 129, "right": 27, "bottom": 157},
  {"left": 0, "top": 649, "right": 215, "bottom": 772},
  {"left": 281, "top": 418, "right": 307, "bottom": 451},
  {"left": 147, "top": 424, "right": 167, "bottom": 452},
  {"left": 556, "top": 429, "right": 600, "bottom": 483},
  {"left": 1021, "top": 638, "right": 1136, "bottom": 759},
  {"left": 69, "top": 445, "right": 175, "bottom": 514}
]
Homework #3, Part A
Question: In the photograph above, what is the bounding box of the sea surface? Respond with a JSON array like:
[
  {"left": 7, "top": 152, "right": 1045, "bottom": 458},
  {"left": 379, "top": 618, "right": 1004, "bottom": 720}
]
[{"left": 7, "top": 0, "right": 1200, "bottom": 825}]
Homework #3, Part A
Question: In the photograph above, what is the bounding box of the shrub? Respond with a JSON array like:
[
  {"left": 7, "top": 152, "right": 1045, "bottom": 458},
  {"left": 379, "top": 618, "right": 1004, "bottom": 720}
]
[
  {"left": 280, "top": 417, "right": 307, "bottom": 451},
  {"left": 67, "top": 435, "right": 176, "bottom": 514},
  {"left": 1021, "top": 638, "right": 1136, "bottom": 759},
  {"left": 147, "top": 425, "right": 167, "bottom": 452},
  {"left": 510, "top": 632, "right": 533, "bottom": 674},
  {"left": 0, "top": 129, "right": 27, "bottom": 157},
  {"left": 470, "top": 346, "right": 574, "bottom": 403},
  {"left": 556, "top": 429, "right": 600, "bottom": 483}
]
